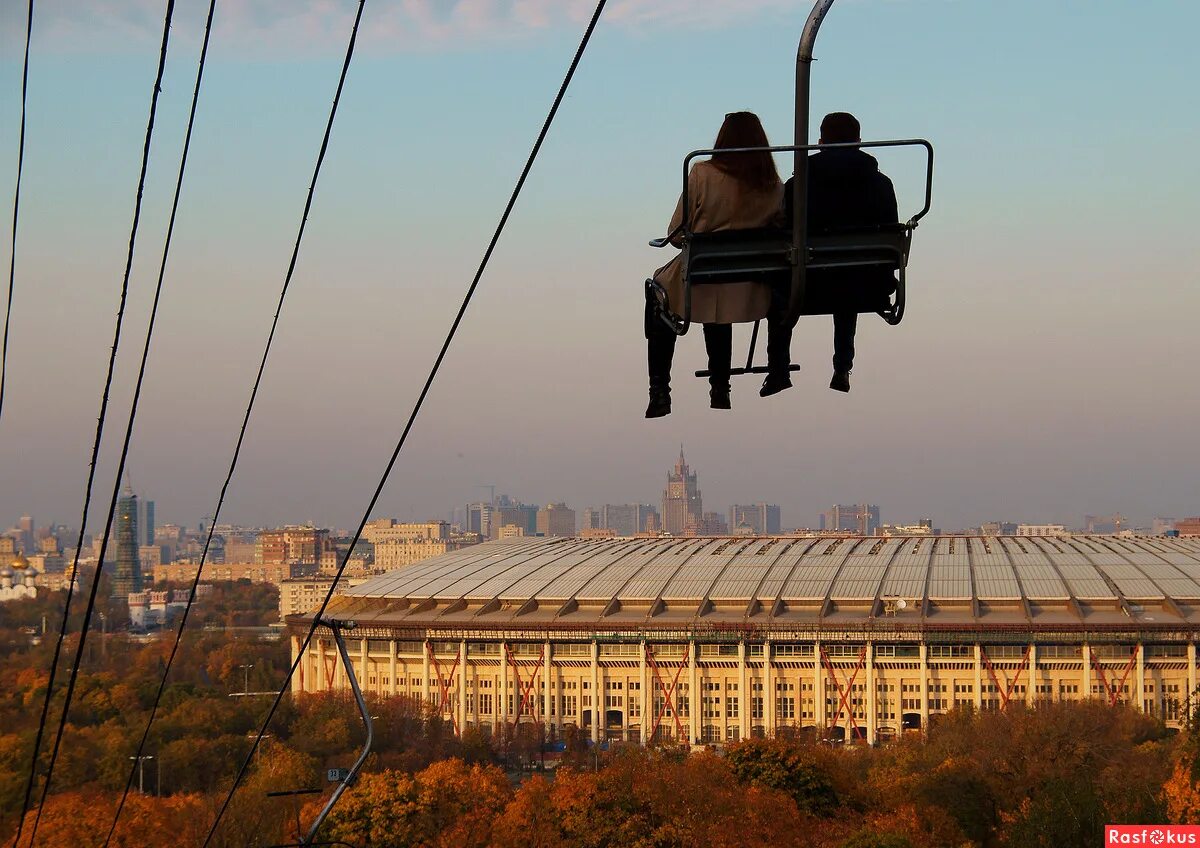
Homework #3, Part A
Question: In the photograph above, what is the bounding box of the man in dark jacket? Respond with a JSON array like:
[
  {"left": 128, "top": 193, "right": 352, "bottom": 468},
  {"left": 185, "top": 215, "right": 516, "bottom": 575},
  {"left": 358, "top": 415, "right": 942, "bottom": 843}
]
[{"left": 761, "top": 112, "right": 899, "bottom": 396}]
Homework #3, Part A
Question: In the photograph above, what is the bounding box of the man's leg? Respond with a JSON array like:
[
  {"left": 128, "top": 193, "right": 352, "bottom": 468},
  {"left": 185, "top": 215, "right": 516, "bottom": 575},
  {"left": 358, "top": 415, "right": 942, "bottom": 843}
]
[
  {"left": 831, "top": 312, "right": 857, "bottom": 392},
  {"left": 833, "top": 312, "right": 857, "bottom": 374},
  {"left": 761, "top": 279, "right": 795, "bottom": 396}
]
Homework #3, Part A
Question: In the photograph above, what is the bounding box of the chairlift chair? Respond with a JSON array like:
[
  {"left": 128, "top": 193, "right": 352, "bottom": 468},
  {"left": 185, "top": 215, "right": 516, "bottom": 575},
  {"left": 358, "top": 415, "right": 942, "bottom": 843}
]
[{"left": 645, "top": 0, "right": 935, "bottom": 379}]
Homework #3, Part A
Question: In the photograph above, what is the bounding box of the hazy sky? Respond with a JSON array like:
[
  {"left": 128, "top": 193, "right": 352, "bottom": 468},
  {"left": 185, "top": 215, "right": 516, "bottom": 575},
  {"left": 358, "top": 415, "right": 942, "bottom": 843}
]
[{"left": 1, "top": 0, "right": 1197, "bottom": 534}]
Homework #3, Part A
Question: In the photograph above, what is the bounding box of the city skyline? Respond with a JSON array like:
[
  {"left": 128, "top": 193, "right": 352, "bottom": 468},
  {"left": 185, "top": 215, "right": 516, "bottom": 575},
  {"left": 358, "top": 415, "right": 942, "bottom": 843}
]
[{"left": 1, "top": 1, "right": 1197, "bottom": 537}]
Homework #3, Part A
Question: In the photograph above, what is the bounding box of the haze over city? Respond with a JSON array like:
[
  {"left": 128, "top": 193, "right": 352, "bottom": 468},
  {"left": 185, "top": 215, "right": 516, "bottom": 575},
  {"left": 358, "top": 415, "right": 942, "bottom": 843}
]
[{"left": 1, "top": 0, "right": 1197, "bottom": 532}]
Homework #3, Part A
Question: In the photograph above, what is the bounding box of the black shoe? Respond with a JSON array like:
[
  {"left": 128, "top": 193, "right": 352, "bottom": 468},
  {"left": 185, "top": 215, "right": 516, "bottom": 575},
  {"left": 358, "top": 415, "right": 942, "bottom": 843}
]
[
  {"left": 645, "top": 390, "right": 671, "bottom": 418},
  {"left": 830, "top": 371, "right": 851, "bottom": 393},
  {"left": 710, "top": 385, "right": 731, "bottom": 409},
  {"left": 759, "top": 374, "right": 793, "bottom": 398}
]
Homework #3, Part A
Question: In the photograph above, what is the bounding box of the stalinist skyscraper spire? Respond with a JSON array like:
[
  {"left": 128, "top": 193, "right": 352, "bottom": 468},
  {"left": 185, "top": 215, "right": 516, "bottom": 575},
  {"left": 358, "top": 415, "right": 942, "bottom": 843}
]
[{"left": 662, "top": 446, "right": 703, "bottom": 535}]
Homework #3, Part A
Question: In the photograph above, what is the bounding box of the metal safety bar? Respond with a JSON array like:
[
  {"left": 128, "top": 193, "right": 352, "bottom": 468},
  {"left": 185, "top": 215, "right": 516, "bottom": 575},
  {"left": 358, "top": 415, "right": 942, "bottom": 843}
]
[
  {"left": 680, "top": 139, "right": 934, "bottom": 233},
  {"left": 654, "top": 139, "right": 932, "bottom": 336}
]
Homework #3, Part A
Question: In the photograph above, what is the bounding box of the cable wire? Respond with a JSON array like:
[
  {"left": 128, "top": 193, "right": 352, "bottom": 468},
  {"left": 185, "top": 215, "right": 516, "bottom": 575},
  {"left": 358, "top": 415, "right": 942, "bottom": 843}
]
[
  {"left": 15, "top": 3, "right": 177, "bottom": 844},
  {"left": 56, "top": 2, "right": 366, "bottom": 844},
  {"left": 0, "top": 0, "right": 34, "bottom": 422},
  {"left": 99, "top": 1, "right": 218, "bottom": 841},
  {"left": 201, "top": 2, "right": 607, "bottom": 843}
]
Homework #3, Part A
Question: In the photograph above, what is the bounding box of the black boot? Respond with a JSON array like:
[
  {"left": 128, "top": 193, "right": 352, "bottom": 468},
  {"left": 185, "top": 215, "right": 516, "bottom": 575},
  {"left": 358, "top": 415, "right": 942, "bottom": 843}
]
[{"left": 646, "top": 331, "right": 675, "bottom": 418}]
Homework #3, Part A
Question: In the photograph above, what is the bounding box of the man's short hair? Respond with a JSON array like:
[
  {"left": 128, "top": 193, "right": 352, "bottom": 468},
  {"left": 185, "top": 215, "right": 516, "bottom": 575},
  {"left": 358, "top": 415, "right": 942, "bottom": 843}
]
[{"left": 820, "top": 112, "right": 860, "bottom": 144}]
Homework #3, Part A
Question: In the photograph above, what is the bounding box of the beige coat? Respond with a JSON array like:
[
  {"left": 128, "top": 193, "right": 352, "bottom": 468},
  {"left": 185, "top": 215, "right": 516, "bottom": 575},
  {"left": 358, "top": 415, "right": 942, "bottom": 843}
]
[{"left": 653, "top": 160, "right": 784, "bottom": 325}]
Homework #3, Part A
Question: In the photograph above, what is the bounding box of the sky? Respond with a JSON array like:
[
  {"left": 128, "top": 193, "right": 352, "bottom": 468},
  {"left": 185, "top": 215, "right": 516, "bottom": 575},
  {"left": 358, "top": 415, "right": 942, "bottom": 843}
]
[{"left": 0, "top": 0, "right": 1198, "bottom": 534}]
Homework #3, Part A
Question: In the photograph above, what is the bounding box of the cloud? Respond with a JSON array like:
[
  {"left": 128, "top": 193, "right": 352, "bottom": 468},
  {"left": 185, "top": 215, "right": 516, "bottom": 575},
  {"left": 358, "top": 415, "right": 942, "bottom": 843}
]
[{"left": 2, "top": 0, "right": 796, "bottom": 55}]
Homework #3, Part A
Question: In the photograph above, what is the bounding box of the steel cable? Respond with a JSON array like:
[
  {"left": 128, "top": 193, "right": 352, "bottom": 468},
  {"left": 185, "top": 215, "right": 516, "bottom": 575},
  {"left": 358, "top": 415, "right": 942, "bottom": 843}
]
[
  {"left": 99, "top": 0, "right": 218, "bottom": 841},
  {"left": 200, "top": 1, "right": 608, "bottom": 843},
  {"left": 14, "top": 2, "right": 177, "bottom": 844},
  {"left": 77, "top": 0, "right": 368, "bottom": 843},
  {"left": 0, "top": 0, "right": 34, "bottom": 422}
]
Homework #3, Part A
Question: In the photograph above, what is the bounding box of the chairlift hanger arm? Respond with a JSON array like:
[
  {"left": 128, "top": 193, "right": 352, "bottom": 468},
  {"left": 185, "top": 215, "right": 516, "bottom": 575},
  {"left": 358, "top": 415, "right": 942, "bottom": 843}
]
[{"left": 302, "top": 618, "right": 373, "bottom": 846}]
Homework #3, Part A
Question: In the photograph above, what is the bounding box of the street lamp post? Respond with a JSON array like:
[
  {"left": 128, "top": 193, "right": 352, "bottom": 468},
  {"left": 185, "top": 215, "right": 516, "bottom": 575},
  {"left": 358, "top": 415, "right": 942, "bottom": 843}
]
[
  {"left": 129, "top": 755, "right": 155, "bottom": 795},
  {"left": 238, "top": 663, "right": 254, "bottom": 696}
]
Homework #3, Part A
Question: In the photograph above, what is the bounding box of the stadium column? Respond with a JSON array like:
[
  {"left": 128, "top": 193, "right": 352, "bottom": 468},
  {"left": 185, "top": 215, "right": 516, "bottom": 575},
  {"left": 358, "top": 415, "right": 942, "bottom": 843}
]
[
  {"left": 639, "top": 640, "right": 649, "bottom": 745},
  {"left": 865, "top": 641, "right": 875, "bottom": 745},
  {"left": 590, "top": 640, "right": 600, "bottom": 745},
  {"left": 812, "top": 638, "right": 822, "bottom": 730},
  {"left": 973, "top": 643, "right": 982, "bottom": 711},
  {"left": 1026, "top": 643, "right": 1036, "bottom": 707},
  {"left": 317, "top": 639, "right": 327, "bottom": 689},
  {"left": 688, "top": 639, "right": 698, "bottom": 746},
  {"left": 1189, "top": 643, "right": 1197, "bottom": 710},
  {"left": 1083, "top": 643, "right": 1092, "bottom": 700},
  {"left": 919, "top": 642, "right": 929, "bottom": 733},
  {"left": 360, "top": 638, "right": 369, "bottom": 695},
  {"left": 1136, "top": 644, "right": 1145, "bottom": 713},
  {"left": 422, "top": 640, "right": 431, "bottom": 710},
  {"left": 389, "top": 640, "right": 397, "bottom": 697},
  {"left": 766, "top": 637, "right": 776, "bottom": 737},
  {"left": 500, "top": 640, "right": 509, "bottom": 732},
  {"left": 738, "top": 641, "right": 749, "bottom": 741},
  {"left": 544, "top": 639, "right": 552, "bottom": 738},
  {"left": 459, "top": 640, "right": 467, "bottom": 734}
]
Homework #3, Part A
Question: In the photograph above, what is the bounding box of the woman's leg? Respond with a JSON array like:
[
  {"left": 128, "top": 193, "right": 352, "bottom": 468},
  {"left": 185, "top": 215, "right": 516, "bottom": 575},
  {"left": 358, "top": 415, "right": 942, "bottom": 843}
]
[
  {"left": 645, "top": 290, "right": 675, "bottom": 417},
  {"left": 703, "top": 323, "right": 733, "bottom": 408}
]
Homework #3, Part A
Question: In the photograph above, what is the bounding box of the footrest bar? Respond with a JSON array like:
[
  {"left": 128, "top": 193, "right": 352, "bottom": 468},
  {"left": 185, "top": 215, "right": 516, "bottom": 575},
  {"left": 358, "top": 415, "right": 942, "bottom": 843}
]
[{"left": 695, "top": 364, "right": 801, "bottom": 378}]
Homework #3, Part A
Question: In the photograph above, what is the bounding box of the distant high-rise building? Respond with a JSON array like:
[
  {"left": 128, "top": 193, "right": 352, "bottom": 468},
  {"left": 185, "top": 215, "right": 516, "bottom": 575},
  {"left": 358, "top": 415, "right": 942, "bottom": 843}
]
[
  {"left": 140, "top": 499, "right": 156, "bottom": 546},
  {"left": 1016, "top": 524, "right": 1068, "bottom": 537},
  {"left": 820, "top": 503, "right": 878, "bottom": 537},
  {"left": 602, "top": 504, "right": 658, "bottom": 536},
  {"left": 662, "top": 448, "right": 703, "bottom": 535},
  {"left": 1175, "top": 517, "right": 1200, "bottom": 536},
  {"left": 17, "top": 516, "right": 34, "bottom": 553},
  {"left": 1153, "top": 518, "right": 1179, "bottom": 536},
  {"left": 257, "top": 526, "right": 329, "bottom": 566},
  {"left": 580, "top": 508, "right": 603, "bottom": 532},
  {"left": 1085, "top": 514, "right": 1126, "bottom": 535},
  {"left": 536, "top": 504, "right": 576, "bottom": 537},
  {"left": 684, "top": 512, "right": 728, "bottom": 536},
  {"left": 980, "top": 521, "right": 1018, "bottom": 536},
  {"left": 465, "top": 502, "right": 496, "bottom": 538},
  {"left": 112, "top": 491, "right": 143, "bottom": 598},
  {"left": 495, "top": 505, "right": 538, "bottom": 537},
  {"left": 729, "top": 504, "right": 782, "bottom": 535},
  {"left": 820, "top": 504, "right": 880, "bottom": 535}
]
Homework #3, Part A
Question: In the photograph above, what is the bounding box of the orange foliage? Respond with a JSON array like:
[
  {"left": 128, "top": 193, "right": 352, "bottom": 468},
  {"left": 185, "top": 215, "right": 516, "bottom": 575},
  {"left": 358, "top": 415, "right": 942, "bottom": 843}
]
[{"left": 10, "top": 790, "right": 207, "bottom": 848}]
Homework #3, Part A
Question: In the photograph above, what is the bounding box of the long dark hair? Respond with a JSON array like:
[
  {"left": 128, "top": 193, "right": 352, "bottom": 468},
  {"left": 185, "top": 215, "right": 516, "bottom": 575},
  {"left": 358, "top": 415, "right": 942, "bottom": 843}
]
[{"left": 710, "top": 111, "right": 780, "bottom": 190}]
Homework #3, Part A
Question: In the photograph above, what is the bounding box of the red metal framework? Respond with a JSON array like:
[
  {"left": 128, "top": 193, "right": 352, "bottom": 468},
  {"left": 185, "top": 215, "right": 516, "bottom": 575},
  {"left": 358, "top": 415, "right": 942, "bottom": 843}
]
[
  {"left": 323, "top": 649, "right": 337, "bottom": 689},
  {"left": 427, "top": 642, "right": 461, "bottom": 733},
  {"left": 820, "top": 646, "right": 868, "bottom": 739},
  {"left": 1091, "top": 645, "right": 1140, "bottom": 707},
  {"left": 645, "top": 644, "right": 690, "bottom": 744},
  {"left": 980, "top": 645, "right": 1032, "bottom": 709},
  {"left": 504, "top": 644, "right": 546, "bottom": 721}
]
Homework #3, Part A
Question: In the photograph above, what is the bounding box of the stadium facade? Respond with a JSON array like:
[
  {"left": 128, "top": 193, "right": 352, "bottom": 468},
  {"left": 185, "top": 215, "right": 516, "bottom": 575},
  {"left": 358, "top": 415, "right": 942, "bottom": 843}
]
[{"left": 288, "top": 534, "right": 1200, "bottom": 745}]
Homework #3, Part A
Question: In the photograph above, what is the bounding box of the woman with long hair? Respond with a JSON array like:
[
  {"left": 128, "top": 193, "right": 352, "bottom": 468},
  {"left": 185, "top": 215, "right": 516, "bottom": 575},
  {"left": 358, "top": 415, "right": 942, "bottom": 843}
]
[{"left": 645, "top": 111, "right": 783, "bottom": 417}]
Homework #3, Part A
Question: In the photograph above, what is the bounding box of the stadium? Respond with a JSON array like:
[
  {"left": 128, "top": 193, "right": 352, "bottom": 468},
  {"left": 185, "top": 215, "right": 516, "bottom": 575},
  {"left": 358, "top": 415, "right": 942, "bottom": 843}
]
[{"left": 288, "top": 534, "right": 1200, "bottom": 746}]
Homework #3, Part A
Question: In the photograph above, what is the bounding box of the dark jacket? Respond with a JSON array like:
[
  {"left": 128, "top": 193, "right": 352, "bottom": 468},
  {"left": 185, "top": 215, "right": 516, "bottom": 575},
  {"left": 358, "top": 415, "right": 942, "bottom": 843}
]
[{"left": 783, "top": 149, "right": 899, "bottom": 312}]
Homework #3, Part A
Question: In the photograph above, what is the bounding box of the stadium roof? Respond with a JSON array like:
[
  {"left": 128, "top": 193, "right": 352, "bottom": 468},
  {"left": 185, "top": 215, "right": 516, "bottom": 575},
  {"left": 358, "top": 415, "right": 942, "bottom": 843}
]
[{"left": 315, "top": 535, "right": 1200, "bottom": 634}]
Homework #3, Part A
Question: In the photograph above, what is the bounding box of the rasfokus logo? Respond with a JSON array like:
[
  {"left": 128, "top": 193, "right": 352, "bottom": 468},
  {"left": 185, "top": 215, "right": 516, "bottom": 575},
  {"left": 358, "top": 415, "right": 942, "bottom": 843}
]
[{"left": 1106, "top": 826, "right": 1200, "bottom": 845}]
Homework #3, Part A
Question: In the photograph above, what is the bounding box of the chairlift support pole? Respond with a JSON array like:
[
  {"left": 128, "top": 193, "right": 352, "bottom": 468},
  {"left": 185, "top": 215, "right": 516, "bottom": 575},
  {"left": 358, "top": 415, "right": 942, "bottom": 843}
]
[
  {"left": 303, "top": 619, "right": 374, "bottom": 846},
  {"left": 791, "top": 0, "right": 837, "bottom": 322}
]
